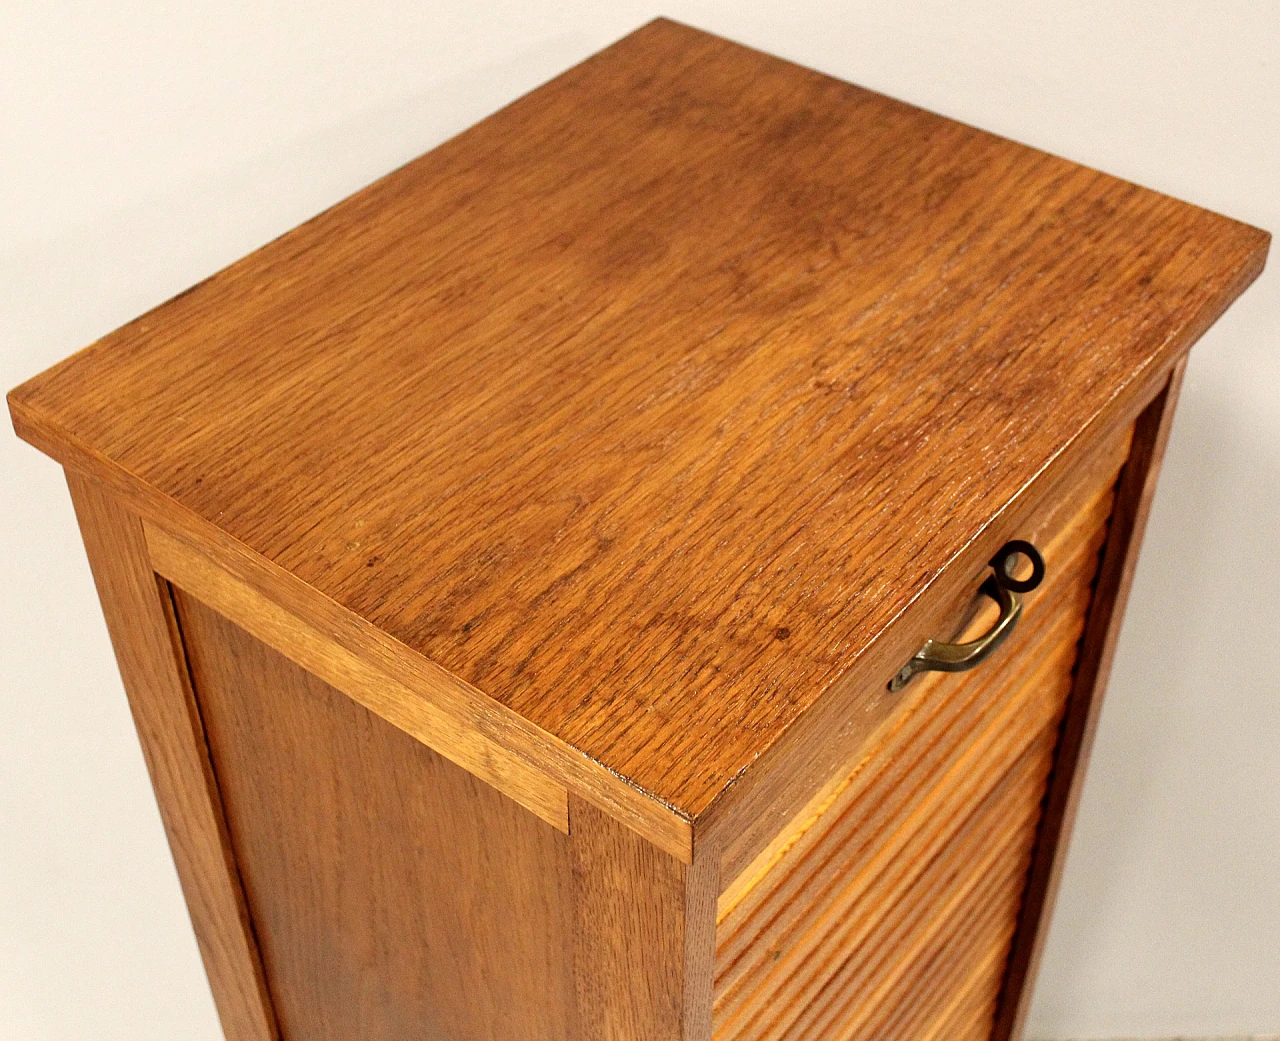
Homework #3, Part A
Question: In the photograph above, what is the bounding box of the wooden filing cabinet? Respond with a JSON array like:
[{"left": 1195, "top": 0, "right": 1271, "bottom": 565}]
[{"left": 7, "top": 18, "right": 1269, "bottom": 1041}]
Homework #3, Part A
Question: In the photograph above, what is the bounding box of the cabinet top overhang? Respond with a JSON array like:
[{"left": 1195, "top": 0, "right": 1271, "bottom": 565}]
[{"left": 9, "top": 19, "right": 1268, "bottom": 824}]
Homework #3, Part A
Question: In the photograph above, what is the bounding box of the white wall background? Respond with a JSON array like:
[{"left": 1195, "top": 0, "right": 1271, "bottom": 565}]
[{"left": 2, "top": 3, "right": 1276, "bottom": 1039}]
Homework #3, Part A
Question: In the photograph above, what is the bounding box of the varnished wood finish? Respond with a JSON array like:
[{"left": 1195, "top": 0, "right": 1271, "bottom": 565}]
[
  {"left": 8, "top": 19, "right": 1268, "bottom": 833},
  {"left": 8, "top": 19, "right": 1271, "bottom": 1040},
  {"left": 166, "top": 579, "right": 726, "bottom": 1041},
  {"left": 569, "top": 797, "right": 718, "bottom": 1041},
  {"left": 146, "top": 515, "right": 689, "bottom": 861},
  {"left": 991, "top": 361, "right": 1188, "bottom": 1041},
  {"left": 714, "top": 424, "right": 1130, "bottom": 909},
  {"left": 149, "top": 523, "right": 569, "bottom": 833},
  {"left": 705, "top": 410, "right": 1140, "bottom": 887},
  {"left": 64, "top": 473, "right": 279, "bottom": 1041},
  {"left": 713, "top": 433, "right": 1126, "bottom": 1041},
  {"left": 174, "top": 591, "right": 580, "bottom": 1041}
]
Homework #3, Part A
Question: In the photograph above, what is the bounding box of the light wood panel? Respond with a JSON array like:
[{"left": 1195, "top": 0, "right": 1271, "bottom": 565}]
[
  {"left": 715, "top": 424, "right": 1131, "bottom": 905},
  {"left": 64, "top": 473, "right": 279, "bottom": 1041},
  {"left": 697, "top": 379, "right": 1144, "bottom": 886},
  {"left": 800, "top": 747, "right": 1043, "bottom": 1041},
  {"left": 713, "top": 430, "right": 1125, "bottom": 1041},
  {"left": 8, "top": 21, "right": 1267, "bottom": 1040},
  {"left": 9, "top": 18, "right": 1267, "bottom": 826},
  {"left": 174, "top": 590, "right": 580, "bottom": 1041}
]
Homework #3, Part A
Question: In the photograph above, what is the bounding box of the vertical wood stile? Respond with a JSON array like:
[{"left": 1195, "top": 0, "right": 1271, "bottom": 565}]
[
  {"left": 571, "top": 796, "right": 718, "bottom": 1041},
  {"left": 65, "top": 471, "right": 279, "bottom": 1041},
  {"left": 991, "top": 361, "right": 1189, "bottom": 1041}
]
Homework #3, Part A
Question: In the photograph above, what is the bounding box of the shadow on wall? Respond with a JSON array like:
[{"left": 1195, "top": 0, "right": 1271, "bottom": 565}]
[
  {"left": 1079, "top": 359, "right": 1280, "bottom": 912},
  {"left": 1027, "top": 298, "right": 1280, "bottom": 1035}
]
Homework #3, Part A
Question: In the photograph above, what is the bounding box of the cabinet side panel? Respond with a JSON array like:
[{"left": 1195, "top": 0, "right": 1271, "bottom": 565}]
[
  {"left": 173, "top": 590, "right": 579, "bottom": 1041},
  {"left": 65, "top": 471, "right": 279, "bottom": 1041}
]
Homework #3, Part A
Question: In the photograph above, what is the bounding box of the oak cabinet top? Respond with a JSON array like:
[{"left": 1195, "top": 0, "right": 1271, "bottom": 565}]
[{"left": 9, "top": 19, "right": 1268, "bottom": 826}]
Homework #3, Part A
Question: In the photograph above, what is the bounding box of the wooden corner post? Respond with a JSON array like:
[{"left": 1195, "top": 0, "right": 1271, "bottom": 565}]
[
  {"left": 570, "top": 795, "right": 719, "bottom": 1040},
  {"left": 992, "top": 358, "right": 1188, "bottom": 1041},
  {"left": 66, "top": 471, "right": 280, "bottom": 1041}
]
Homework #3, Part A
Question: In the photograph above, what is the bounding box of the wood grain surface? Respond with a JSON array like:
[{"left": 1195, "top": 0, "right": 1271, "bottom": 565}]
[
  {"left": 570, "top": 796, "right": 719, "bottom": 1041},
  {"left": 9, "top": 18, "right": 1269, "bottom": 829},
  {"left": 712, "top": 431, "right": 1123, "bottom": 1041},
  {"left": 145, "top": 517, "right": 690, "bottom": 860},
  {"left": 168, "top": 581, "right": 725, "bottom": 1040},
  {"left": 65, "top": 474, "right": 279, "bottom": 1041},
  {"left": 175, "top": 590, "right": 580, "bottom": 1041},
  {"left": 704, "top": 415, "right": 1136, "bottom": 887},
  {"left": 149, "top": 522, "right": 570, "bottom": 832},
  {"left": 991, "top": 362, "right": 1188, "bottom": 1041}
]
